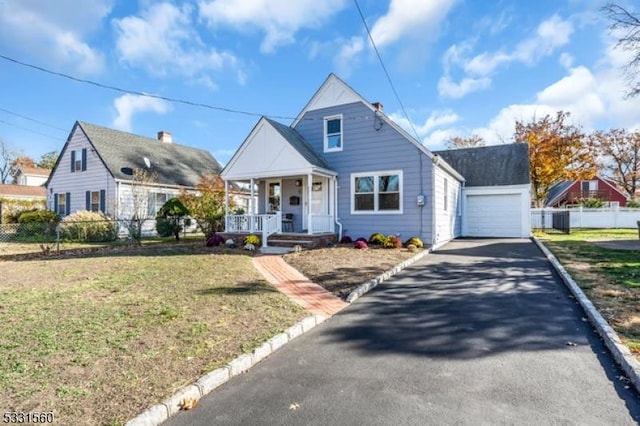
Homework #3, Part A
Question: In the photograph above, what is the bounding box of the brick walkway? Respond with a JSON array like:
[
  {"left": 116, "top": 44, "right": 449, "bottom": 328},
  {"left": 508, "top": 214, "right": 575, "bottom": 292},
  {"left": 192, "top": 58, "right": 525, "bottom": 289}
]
[{"left": 253, "top": 255, "right": 348, "bottom": 317}]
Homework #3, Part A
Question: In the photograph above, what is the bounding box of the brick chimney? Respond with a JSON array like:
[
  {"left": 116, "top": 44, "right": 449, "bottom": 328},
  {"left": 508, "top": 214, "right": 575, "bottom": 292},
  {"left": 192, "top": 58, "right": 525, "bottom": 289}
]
[
  {"left": 157, "top": 131, "right": 172, "bottom": 144},
  {"left": 372, "top": 102, "right": 383, "bottom": 112}
]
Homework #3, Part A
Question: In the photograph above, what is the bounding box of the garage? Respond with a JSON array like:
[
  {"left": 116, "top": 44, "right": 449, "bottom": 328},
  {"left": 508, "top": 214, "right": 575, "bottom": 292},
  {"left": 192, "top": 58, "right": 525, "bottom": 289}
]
[{"left": 465, "top": 193, "right": 522, "bottom": 237}]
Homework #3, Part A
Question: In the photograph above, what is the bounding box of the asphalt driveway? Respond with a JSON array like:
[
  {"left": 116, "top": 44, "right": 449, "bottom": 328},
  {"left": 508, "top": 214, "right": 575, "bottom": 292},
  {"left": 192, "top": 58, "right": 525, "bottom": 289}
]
[{"left": 166, "top": 239, "right": 640, "bottom": 425}]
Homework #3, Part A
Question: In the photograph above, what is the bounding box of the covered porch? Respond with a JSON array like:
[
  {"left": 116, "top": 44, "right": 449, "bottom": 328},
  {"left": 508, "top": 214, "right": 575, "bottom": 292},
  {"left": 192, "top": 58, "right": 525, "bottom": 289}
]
[
  {"left": 223, "top": 173, "right": 337, "bottom": 247},
  {"left": 220, "top": 116, "right": 340, "bottom": 247}
]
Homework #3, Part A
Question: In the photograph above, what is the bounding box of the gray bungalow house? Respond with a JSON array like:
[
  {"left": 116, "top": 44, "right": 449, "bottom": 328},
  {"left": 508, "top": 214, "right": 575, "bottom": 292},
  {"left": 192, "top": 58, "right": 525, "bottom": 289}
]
[
  {"left": 221, "top": 74, "right": 530, "bottom": 249},
  {"left": 46, "top": 121, "right": 223, "bottom": 235}
]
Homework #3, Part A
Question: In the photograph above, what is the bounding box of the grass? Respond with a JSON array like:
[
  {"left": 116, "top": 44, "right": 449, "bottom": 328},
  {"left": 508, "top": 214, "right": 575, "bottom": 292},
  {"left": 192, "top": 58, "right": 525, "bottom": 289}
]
[
  {"left": 0, "top": 244, "right": 305, "bottom": 426},
  {"left": 537, "top": 228, "right": 640, "bottom": 357},
  {"left": 284, "top": 245, "right": 419, "bottom": 298}
]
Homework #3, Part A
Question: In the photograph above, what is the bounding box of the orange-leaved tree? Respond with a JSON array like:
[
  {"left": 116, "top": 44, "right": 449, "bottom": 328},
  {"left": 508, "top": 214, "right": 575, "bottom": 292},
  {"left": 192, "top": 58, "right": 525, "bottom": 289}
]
[
  {"left": 591, "top": 128, "right": 640, "bottom": 200},
  {"left": 514, "top": 111, "right": 597, "bottom": 207},
  {"left": 179, "top": 173, "right": 232, "bottom": 236}
]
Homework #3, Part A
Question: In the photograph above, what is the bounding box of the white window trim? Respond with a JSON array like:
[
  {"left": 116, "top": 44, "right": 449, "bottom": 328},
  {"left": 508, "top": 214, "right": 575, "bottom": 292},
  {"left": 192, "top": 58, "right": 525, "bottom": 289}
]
[
  {"left": 324, "top": 114, "right": 343, "bottom": 153},
  {"left": 350, "top": 170, "right": 403, "bottom": 215}
]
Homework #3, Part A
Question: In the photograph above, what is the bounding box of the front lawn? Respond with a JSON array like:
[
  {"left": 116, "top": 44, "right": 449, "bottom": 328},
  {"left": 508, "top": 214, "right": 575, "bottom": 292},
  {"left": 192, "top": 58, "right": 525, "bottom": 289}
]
[
  {"left": 0, "top": 245, "right": 305, "bottom": 426},
  {"left": 537, "top": 228, "right": 640, "bottom": 357}
]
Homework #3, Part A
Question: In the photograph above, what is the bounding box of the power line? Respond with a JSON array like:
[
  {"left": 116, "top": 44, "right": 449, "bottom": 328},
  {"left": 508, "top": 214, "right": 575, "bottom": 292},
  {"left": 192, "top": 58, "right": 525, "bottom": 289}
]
[
  {"left": 0, "top": 118, "right": 63, "bottom": 140},
  {"left": 0, "top": 107, "right": 67, "bottom": 132},
  {"left": 0, "top": 53, "right": 298, "bottom": 121},
  {"left": 352, "top": 0, "right": 422, "bottom": 142}
]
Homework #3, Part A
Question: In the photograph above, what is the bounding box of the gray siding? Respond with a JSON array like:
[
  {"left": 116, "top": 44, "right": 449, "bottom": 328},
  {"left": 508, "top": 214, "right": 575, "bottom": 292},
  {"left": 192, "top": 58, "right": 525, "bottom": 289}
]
[
  {"left": 47, "top": 128, "right": 116, "bottom": 216},
  {"left": 294, "top": 102, "right": 434, "bottom": 244}
]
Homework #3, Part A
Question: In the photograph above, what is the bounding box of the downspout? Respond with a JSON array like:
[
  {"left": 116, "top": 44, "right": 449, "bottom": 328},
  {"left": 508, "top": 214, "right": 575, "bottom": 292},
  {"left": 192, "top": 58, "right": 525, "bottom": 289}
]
[
  {"left": 431, "top": 155, "right": 439, "bottom": 248},
  {"left": 333, "top": 176, "right": 342, "bottom": 240},
  {"left": 224, "top": 180, "right": 229, "bottom": 232}
]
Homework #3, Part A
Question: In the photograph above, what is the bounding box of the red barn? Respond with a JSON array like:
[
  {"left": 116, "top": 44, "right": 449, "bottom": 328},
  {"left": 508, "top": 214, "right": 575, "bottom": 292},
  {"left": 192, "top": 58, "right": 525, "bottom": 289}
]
[{"left": 545, "top": 176, "right": 629, "bottom": 207}]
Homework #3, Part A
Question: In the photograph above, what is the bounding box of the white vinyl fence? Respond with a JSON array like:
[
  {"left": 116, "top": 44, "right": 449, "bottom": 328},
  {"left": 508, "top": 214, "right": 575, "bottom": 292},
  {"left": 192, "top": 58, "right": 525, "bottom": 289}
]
[{"left": 531, "top": 207, "right": 640, "bottom": 229}]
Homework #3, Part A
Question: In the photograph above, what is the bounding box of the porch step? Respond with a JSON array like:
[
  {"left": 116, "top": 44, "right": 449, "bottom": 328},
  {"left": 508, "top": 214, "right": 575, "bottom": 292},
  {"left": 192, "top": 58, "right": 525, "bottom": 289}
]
[
  {"left": 259, "top": 246, "right": 294, "bottom": 255},
  {"left": 267, "top": 239, "right": 314, "bottom": 248}
]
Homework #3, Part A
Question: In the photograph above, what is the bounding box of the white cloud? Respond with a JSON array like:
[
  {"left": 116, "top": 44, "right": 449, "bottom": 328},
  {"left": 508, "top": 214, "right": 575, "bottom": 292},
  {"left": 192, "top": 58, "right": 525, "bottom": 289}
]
[
  {"left": 335, "top": 37, "right": 365, "bottom": 77},
  {"left": 389, "top": 109, "right": 460, "bottom": 148},
  {"left": 369, "top": 0, "right": 458, "bottom": 48},
  {"left": 440, "top": 15, "right": 574, "bottom": 99},
  {"left": 198, "top": 0, "right": 347, "bottom": 53},
  {"left": 0, "top": 0, "right": 109, "bottom": 74},
  {"left": 437, "top": 75, "right": 491, "bottom": 99},
  {"left": 114, "top": 2, "right": 242, "bottom": 83},
  {"left": 112, "top": 94, "right": 171, "bottom": 132},
  {"left": 559, "top": 52, "right": 574, "bottom": 69}
]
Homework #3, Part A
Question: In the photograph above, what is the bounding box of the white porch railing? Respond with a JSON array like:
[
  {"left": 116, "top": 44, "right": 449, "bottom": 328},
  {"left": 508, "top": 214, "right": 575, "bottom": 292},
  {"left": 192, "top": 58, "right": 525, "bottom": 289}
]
[
  {"left": 309, "top": 214, "right": 334, "bottom": 233},
  {"left": 226, "top": 213, "right": 282, "bottom": 247}
]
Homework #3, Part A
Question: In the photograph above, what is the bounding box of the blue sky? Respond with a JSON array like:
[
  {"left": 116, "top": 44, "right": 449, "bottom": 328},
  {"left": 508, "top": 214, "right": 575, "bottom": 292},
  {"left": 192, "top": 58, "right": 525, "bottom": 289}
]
[{"left": 1, "top": 0, "right": 639, "bottom": 166}]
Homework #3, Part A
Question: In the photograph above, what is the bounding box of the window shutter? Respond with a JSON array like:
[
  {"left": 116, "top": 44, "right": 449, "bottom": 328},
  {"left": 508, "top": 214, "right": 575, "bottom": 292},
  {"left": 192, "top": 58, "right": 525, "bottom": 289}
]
[
  {"left": 54, "top": 193, "right": 58, "bottom": 213},
  {"left": 81, "top": 148, "right": 87, "bottom": 171},
  {"left": 65, "top": 192, "right": 71, "bottom": 215},
  {"left": 86, "top": 191, "right": 90, "bottom": 210},
  {"left": 100, "top": 190, "right": 106, "bottom": 212},
  {"left": 70, "top": 151, "right": 76, "bottom": 172}
]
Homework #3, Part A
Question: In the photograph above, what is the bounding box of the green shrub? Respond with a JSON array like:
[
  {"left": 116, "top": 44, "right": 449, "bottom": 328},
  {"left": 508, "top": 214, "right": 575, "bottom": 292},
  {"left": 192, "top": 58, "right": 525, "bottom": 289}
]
[
  {"left": 368, "top": 232, "right": 386, "bottom": 246},
  {"left": 16, "top": 210, "right": 59, "bottom": 238},
  {"left": 404, "top": 236, "right": 424, "bottom": 249},
  {"left": 383, "top": 235, "right": 402, "bottom": 248},
  {"left": 244, "top": 234, "right": 260, "bottom": 246},
  {"left": 579, "top": 198, "right": 604, "bottom": 208},
  {"left": 627, "top": 199, "right": 640, "bottom": 208},
  {"left": 60, "top": 210, "right": 116, "bottom": 242},
  {"left": 156, "top": 198, "right": 190, "bottom": 241},
  {"left": 155, "top": 218, "right": 175, "bottom": 237}
]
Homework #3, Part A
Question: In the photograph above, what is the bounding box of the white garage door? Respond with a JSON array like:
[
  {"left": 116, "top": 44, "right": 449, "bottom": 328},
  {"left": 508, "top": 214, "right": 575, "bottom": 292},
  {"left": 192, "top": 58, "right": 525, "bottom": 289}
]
[{"left": 466, "top": 194, "right": 521, "bottom": 237}]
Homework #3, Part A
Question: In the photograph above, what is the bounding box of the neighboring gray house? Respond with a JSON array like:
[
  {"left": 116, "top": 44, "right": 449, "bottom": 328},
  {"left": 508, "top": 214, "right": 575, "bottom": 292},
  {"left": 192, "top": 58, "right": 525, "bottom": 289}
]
[
  {"left": 46, "top": 121, "right": 223, "bottom": 234},
  {"left": 434, "top": 144, "right": 531, "bottom": 238}
]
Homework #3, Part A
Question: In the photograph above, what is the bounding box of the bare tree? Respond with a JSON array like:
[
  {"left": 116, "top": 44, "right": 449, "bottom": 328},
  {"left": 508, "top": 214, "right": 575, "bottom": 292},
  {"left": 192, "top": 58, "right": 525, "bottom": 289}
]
[
  {"left": 0, "top": 137, "right": 16, "bottom": 184},
  {"left": 603, "top": 3, "right": 640, "bottom": 97},
  {"left": 123, "top": 168, "right": 157, "bottom": 244},
  {"left": 591, "top": 128, "right": 640, "bottom": 199},
  {"left": 444, "top": 134, "right": 486, "bottom": 150}
]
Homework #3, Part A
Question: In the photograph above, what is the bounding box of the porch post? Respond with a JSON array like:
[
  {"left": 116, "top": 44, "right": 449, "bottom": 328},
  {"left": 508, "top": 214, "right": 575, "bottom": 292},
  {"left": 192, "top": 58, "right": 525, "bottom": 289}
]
[
  {"left": 224, "top": 180, "right": 229, "bottom": 232},
  {"left": 307, "top": 173, "right": 313, "bottom": 234},
  {"left": 249, "top": 178, "right": 255, "bottom": 232}
]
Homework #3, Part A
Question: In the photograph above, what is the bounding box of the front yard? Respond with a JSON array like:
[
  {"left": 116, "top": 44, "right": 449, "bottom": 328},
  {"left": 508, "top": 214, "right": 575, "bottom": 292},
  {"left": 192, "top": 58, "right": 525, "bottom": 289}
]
[
  {"left": 536, "top": 228, "right": 640, "bottom": 357},
  {"left": 0, "top": 244, "right": 305, "bottom": 426}
]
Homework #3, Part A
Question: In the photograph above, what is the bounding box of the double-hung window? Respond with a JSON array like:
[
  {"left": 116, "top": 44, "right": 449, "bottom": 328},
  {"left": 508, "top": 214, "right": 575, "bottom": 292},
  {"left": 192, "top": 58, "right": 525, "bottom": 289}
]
[
  {"left": 147, "top": 192, "right": 169, "bottom": 217},
  {"left": 352, "top": 171, "right": 402, "bottom": 214},
  {"left": 70, "top": 148, "right": 87, "bottom": 172},
  {"left": 324, "top": 115, "right": 343, "bottom": 152}
]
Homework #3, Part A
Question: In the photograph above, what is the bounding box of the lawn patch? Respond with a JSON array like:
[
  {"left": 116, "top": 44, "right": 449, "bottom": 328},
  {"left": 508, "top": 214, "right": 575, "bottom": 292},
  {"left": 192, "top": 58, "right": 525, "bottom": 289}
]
[{"left": 0, "top": 245, "right": 305, "bottom": 425}]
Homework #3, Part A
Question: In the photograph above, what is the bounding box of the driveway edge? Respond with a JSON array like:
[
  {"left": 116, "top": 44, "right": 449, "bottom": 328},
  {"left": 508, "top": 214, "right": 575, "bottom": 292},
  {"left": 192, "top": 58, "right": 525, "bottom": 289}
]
[
  {"left": 125, "top": 314, "right": 327, "bottom": 426},
  {"left": 532, "top": 236, "right": 640, "bottom": 394},
  {"left": 345, "top": 248, "right": 430, "bottom": 303}
]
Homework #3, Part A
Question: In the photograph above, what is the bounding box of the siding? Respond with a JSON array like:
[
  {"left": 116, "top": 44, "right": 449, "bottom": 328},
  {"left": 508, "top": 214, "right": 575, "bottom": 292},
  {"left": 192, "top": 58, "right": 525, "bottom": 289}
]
[
  {"left": 433, "top": 167, "right": 462, "bottom": 244},
  {"left": 294, "top": 102, "right": 435, "bottom": 244},
  {"left": 46, "top": 128, "right": 116, "bottom": 216}
]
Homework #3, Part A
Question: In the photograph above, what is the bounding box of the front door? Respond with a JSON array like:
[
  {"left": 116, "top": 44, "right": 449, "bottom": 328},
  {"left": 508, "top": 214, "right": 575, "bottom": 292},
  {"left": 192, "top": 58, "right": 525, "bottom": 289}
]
[{"left": 266, "top": 179, "right": 281, "bottom": 213}]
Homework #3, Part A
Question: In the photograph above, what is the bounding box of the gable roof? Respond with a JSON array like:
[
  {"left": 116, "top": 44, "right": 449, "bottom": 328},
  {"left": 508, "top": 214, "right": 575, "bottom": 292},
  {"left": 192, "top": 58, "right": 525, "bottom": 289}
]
[
  {"left": 434, "top": 144, "right": 530, "bottom": 187},
  {"left": 292, "top": 73, "right": 465, "bottom": 181},
  {"left": 545, "top": 175, "right": 629, "bottom": 206},
  {"left": 55, "top": 121, "right": 222, "bottom": 188},
  {"left": 16, "top": 166, "right": 51, "bottom": 177},
  {"left": 221, "top": 117, "right": 336, "bottom": 180},
  {"left": 264, "top": 118, "right": 330, "bottom": 170}
]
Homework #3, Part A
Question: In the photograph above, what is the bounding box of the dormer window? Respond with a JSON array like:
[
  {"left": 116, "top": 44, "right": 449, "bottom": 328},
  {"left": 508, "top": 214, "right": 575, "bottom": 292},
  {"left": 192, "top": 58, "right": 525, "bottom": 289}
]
[{"left": 324, "top": 115, "right": 343, "bottom": 152}]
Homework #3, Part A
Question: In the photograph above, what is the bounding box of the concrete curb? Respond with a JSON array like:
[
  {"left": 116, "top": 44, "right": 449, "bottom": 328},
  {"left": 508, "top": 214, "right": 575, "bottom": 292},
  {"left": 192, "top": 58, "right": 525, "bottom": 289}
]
[
  {"left": 345, "top": 248, "right": 430, "bottom": 303},
  {"left": 125, "top": 314, "right": 327, "bottom": 426},
  {"left": 532, "top": 236, "right": 640, "bottom": 394}
]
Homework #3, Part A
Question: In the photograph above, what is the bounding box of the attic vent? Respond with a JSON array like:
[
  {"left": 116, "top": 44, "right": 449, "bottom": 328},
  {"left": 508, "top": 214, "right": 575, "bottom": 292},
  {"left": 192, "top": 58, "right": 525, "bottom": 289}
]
[{"left": 157, "top": 131, "right": 172, "bottom": 144}]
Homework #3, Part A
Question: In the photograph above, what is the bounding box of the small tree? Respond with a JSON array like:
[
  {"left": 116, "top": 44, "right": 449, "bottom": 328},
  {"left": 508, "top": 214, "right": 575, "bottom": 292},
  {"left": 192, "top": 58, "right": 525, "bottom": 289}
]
[
  {"left": 0, "top": 138, "right": 17, "bottom": 184},
  {"left": 514, "top": 111, "right": 597, "bottom": 207},
  {"left": 180, "top": 174, "right": 231, "bottom": 236},
  {"left": 591, "top": 129, "right": 640, "bottom": 199},
  {"left": 125, "top": 168, "right": 157, "bottom": 244},
  {"left": 156, "top": 198, "right": 189, "bottom": 241},
  {"left": 38, "top": 150, "right": 59, "bottom": 169}
]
